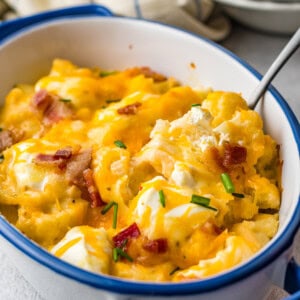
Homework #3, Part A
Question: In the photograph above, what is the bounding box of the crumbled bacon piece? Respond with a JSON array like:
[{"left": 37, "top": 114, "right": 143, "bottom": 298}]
[
  {"left": 0, "top": 130, "right": 13, "bottom": 152},
  {"left": 32, "top": 89, "right": 72, "bottom": 125},
  {"left": 143, "top": 238, "right": 168, "bottom": 254},
  {"left": 34, "top": 147, "right": 73, "bottom": 169},
  {"left": 66, "top": 149, "right": 92, "bottom": 183},
  {"left": 82, "top": 168, "right": 105, "bottom": 208},
  {"left": 138, "top": 67, "right": 167, "bottom": 82},
  {"left": 54, "top": 147, "right": 72, "bottom": 160},
  {"left": 32, "top": 89, "right": 53, "bottom": 110},
  {"left": 210, "top": 146, "right": 226, "bottom": 171},
  {"left": 222, "top": 143, "right": 247, "bottom": 169},
  {"left": 113, "top": 223, "right": 141, "bottom": 248},
  {"left": 210, "top": 144, "right": 247, "bottom": 171},
  {"left": 127, "top": 67, "right": 167, "bottom": 82},
  {"left": 200, "top": 221, "right": 223, "bottom": 235},
  {"left": 117, "top": 102, "right": 142, "bottom": 115}
]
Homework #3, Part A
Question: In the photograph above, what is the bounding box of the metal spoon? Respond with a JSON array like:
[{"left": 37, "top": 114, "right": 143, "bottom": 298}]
[{"left": 248, "top": 27, "right": 300, "bottom": 109}]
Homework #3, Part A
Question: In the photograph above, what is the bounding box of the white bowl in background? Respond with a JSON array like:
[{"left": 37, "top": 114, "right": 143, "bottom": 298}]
[
  {"left": 0, "top": 5, "right": 299, "bottom": 300},
  {"left": 214, "top": 0, "right": 300, "bottom": 34}
]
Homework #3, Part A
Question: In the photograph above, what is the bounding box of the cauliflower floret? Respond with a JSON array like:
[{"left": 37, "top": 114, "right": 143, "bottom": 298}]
[{"left": 51, "top": 226, "right": 112, "bottom": 274}]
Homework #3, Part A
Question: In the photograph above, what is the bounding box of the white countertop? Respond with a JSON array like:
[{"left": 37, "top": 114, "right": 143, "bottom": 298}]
[{"left": 0, "top": 24, "right": 299, "bottom": 300}]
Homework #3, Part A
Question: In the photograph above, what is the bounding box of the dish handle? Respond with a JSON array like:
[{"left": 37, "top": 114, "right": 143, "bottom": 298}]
[
  {"left": 283, "top": 228, "right": 300, "bottom": 299},
  {"left": 0, "top": 4, "right": 113, "bottom": 42},
  {"left": 284, "top": 258, "right": 300, "bottom": 295}
]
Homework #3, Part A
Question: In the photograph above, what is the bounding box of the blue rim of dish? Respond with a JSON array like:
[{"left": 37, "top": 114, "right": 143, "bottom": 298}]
[
  {"left": 286, "top": 290, "right": 300, "bottom": 300},
  {"left": 0, "top": 4, "right": 299, "bottom": 297}
]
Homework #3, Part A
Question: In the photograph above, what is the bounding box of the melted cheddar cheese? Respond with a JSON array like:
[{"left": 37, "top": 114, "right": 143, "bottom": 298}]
[{"left": 0, "top": 59, "right": 281, "bottom": 282}]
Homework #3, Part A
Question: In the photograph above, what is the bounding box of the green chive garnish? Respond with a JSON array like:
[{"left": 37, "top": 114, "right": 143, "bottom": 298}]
[
  {"left": 112, "top": 202, "right": 118, "bottom": 229},
  {"left": 101, "top": 201, "right": 118, "bottom": 229},
  {"left": 116, "top": 247, "right": 133, "bottom": 262},
  {"left": 100, "top": 71, "right": 117, "bottom": 77},
  {"left": 169, "top": 267, "right": 180, "bottom": 275},
  {"left": 113, "top": 248, "right": 119, "bottom": 262},
  {"left": 0, "top": 154, "right": 4, "bottom": 163},
  {"left": 232, "top": 192, "right": 245, "bottom": 198},
  {"left": 191, "top": 103, "right": 201, "bottom": 107},
  {"left": 114, "top": 140, "right": 127, "bottom": 149},
  {"left": 191, "top": 194, "right": 210, "bottom": 206},
  {"left": 106, "top": 99, "right": 121, "bottom": 104},
  {"left": 191, "top": 194, "right": 217, "bottom": 211},
  {"left": 112, "top": 247, "right": 133, "bottom": 262},
  {"left": 101, "top": 201, "right": 115, "bottom": 215},
  {"left": 59, "top": 98, "right": 72, "bottom": 103},
  {"left": 221, "top": 173, "right": 235, "bottom": 193},
  {"left": 158, "top": 190, "right": 165, "bottom": 207}
]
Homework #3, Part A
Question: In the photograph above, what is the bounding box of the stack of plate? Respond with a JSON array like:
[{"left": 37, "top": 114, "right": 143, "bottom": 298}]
[{"left": 214, "top": 0, "right": 300, "bottom": 34}]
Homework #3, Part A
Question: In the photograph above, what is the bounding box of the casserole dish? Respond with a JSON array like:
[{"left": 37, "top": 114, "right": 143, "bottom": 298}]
[{"left": 0, "top": 4, "right": 299, "bottom": 300}]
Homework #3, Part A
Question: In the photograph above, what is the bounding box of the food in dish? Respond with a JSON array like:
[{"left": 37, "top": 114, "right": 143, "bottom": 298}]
[{"left": 0, "top": 59, "right": 281, "bottom": 281}]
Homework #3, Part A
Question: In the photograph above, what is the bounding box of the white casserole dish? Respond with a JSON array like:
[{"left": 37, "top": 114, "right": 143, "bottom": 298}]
[{"left": 0, "top": 4, "right": 299, "bottom": 300}]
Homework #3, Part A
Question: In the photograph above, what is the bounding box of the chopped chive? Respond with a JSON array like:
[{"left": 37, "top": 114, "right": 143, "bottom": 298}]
[
  {"left": 191, "top": 103, "right": 201, "bottom": 107},
  {"left": 190, "top": 194, "right": 217, "bottom": 211},
  {"left": 101, "top": 201, "right": 118, "bottom": 229},
  {"left": 221, "top": 173, "right": 235, "bottom": 193},
  {"left": 191, "top": 194, "right": 210, "bottom": 206},
  {"left": 114, "top": 140, "right": 127, "bottom": 149},
  {"left": 169, "top": 266, "right": 180, "bottom": 276},
  {"left": 101, "top": 201, "right": 115, "bottom": 215},
  {"left": 59, "top": 98, "right": 72, "bottom": 103},
  {"left": 113, "top": 248, "right": 119, "bottom": 262},
  {"left": 116, "top": 247, "right": 133, "bottom": 262},
  {"left": 0, "top": 154, "right": 4, "bottom": 163},
  {"left": 232, "top": 192, "right": 245, "bottom": 198},
  {"left": 100, "top": 70, "right": 117, "bottom": 77},
  {"left": 106, "top": 99, "right": 121, "bottom": 104},
  {"left": 112, "top": 202, "right": 118, "bottom": 229},
  {"left": 158, "top": 190, "right": 166, "bottom": 207}
]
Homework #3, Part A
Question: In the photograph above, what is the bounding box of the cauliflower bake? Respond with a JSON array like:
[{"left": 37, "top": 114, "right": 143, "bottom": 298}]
[{"left": 0, "top": 59, "right": 281, "bottom": 281}]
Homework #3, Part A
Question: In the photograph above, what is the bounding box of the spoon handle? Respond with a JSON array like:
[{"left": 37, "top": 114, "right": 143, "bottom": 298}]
[{"left": 248, "top": 27, "right": 300, "bottom": 109}]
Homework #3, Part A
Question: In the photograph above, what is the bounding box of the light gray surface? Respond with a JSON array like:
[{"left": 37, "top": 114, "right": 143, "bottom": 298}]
[{"left": 0, "top": 24, "right": 299, "bottom": 300}]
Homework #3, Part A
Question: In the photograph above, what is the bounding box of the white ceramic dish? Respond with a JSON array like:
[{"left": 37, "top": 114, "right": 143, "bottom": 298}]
[
  {"left": 214, "top": 0, "right": 300, "bottom": 34},
  {"left": 0, "top": 4, "right": 299, "bottom": 300}
]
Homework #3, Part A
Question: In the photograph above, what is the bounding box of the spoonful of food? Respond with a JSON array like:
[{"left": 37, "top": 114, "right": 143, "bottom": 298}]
[{"left": 248, "top": 27, "right": 300, "bottom": 109}]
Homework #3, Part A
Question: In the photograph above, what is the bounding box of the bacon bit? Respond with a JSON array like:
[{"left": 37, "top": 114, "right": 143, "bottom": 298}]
[
  {"left": 32, "top": 89, "right": 72, "bottom": 125},
  {"left": 54, "top": 147, "right": 72, "bottom": 159},
  {"left": 117, "top": 102, "right": 142, "bottom": 115},
  {"left": 66, "top": 149, "right": 91, "bottom": 182},
  {"left": 35, "top": 153, "right": 59, "bottom": 162},
  {"left": 210, "top": 146, "right": 226, "bottom": 171},
  {"left": 139, "top": 67, "right": 167, "bottom": 82},
  {"left": 128, "top": 67, "right": 167, "bottom": 82},
  {"left": 200, "top": 221, "right": 223, "bottom": 235},
  {"left": 32, "top": 89, "right": 53, "bottom": 110},
  {"left": 34, "top": 147, "right": 73, "bottom": 170},
  {"left": 143, "top": 238, "right": 168, "bottom": 254},
  {"left": 223, "top": 143, "right": 247, "bottom": 169},
  {"left": 113, "top": 223, "right": 141, "bottom": 248},
  {"left": 0, "top": 130, "right": 13, "bottom": 152},
  {"left": 82, "top": 168, "right": 105, "bottom": 208}
]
